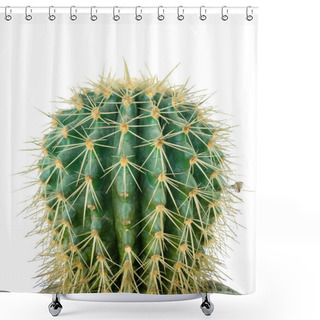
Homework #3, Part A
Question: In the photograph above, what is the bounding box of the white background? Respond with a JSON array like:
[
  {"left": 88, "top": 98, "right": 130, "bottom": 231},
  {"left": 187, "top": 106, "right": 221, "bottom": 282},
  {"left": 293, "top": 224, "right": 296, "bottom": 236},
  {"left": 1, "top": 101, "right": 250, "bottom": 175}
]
[{"left": 1, "top": 0, "right": 320, "bottom": 320}]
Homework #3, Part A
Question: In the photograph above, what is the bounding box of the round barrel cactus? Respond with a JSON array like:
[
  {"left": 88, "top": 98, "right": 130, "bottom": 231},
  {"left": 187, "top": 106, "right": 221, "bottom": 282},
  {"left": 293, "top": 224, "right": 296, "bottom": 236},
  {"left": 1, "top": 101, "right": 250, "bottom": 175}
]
[{"left": 26, "top": 65, "right": 239, "bottom": 294}]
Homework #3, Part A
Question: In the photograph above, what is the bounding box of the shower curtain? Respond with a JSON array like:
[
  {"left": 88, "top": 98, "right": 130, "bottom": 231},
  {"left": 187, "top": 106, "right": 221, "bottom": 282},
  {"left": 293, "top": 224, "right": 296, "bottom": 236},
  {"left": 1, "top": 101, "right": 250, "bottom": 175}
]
[{"left": 0, "top": 6, "right": 257, "bottom": 296}]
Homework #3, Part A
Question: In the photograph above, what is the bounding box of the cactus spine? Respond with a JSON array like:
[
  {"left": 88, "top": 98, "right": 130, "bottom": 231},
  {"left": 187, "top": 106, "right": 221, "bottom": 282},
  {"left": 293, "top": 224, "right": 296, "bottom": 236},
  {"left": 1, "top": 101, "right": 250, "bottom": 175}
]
[{"left": 25, "top": 65, "right": 239, "bottom": 294}]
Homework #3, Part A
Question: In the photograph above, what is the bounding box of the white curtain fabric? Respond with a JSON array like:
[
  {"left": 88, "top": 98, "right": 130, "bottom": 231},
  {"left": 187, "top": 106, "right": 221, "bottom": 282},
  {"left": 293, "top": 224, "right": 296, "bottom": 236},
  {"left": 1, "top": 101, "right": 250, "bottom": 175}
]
[{"left": 0, "top": 7, "right": 257, "bottom": 294}]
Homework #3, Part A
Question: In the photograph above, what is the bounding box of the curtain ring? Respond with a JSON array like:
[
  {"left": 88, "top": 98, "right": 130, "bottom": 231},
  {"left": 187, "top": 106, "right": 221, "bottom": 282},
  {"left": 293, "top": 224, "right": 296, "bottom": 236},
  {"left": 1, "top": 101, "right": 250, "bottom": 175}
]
[
  {"left": 135, "top": 6, "right": 142, "bottom": 21},
  {"left": 177, "top": 6, "right": 184, "bottom": 21},
  {"left": 200, "top": 6, "right": 207, "bottom": 21},
  {"left": 25, "top": 6, "right": 32, "bottom": 21},
  {"left": 70, "top": 6, "right": 77, "bottom": 21},
  {"left": 90, "top": 6, "right": 98, "bottom": 21},
  {"left": 49, "top": 6, "right": 56, "bottom": 21},
  {"left": 157, "top": 6, "right": 164, "bottom": 21},
  {"left": 113, "top": 6, "right": 120, "bottom": 21},
  {"left": 246, "top": 6, "right": 253, "bottom": 21},
  {"left": 221, "top": 6, "right": 228, "bottom": 21},
  {"left": 5, "top": 6, "right": 12, "bottom": 21}
]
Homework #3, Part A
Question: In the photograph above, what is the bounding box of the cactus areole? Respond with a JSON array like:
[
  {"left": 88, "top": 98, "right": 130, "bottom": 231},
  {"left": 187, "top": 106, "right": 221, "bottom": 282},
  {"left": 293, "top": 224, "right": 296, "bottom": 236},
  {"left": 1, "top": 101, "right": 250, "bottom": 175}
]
[{"left": 28, "top": 66, "right": 240, "bottom": 295}]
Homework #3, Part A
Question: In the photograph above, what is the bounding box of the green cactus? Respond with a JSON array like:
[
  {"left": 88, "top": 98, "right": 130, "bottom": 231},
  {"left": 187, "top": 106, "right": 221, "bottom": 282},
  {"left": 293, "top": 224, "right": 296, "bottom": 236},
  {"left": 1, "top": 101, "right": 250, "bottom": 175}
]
[{"left": 25, "top": 65, "right": 240, "bottom": 294}]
